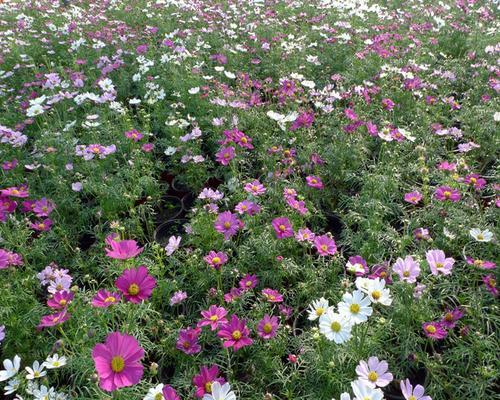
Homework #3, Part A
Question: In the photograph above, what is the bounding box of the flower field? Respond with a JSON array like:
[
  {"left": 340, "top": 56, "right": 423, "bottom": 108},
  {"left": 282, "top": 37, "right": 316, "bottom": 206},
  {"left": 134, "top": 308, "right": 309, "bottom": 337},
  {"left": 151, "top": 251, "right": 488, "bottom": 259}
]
[{"left": 0, "top": 0, "right": 498, "bottom": 399}]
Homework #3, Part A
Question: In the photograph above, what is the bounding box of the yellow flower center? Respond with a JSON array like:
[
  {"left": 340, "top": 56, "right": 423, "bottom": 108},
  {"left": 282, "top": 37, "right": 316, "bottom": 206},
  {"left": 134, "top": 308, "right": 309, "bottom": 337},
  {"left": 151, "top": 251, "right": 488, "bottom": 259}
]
[
  {"left": 371, "top": 290, "right": 381, "bottom": 300},
  {"left": 350, "top": 303, "right": 360, "bottom": 314},
  {"left": 489, "top": 278, "right": 496, "bottom": 287},
  {"left": 205, "top": 382, "right": 213, "bottom": 393},
  {"left": 53, "top": 361, "right": 60, "bottom": 367},
  {"left": 279, "top": 224, "right": 286, "bottom": 232},
  {"left": 224, "top": 153, "right": 230, "bottom": 159},
  {"left": 210, "top": 315, "right": 218, "bottom": 321},
  {"left": 111, "top": 356, "right": 125, "bottom": 373},
  {"left": 128, "top": 283, "right": 140, "bottom": 296},
  {"left": 311, "top": 179, "right": 317, "bottom": 184},
  {"left": 59, "top": 299, "right": 67, "bottom": 306},
  {"left": 212, "top": 257, "right": 221, "bottom": 264},
  {"left": 477, "top": 234, "right": 484, "bottom": 241},
  {"left": 104, "top": 296, "right": 116, "bottom": 303},
  {"left": 436, "top": 262, "right": 444, "bottom": 268},
  {"left": 444, "top": 313, "right": 453, "bottom": 322},
  {"left": 331, "top": 321, "right": 341, "bottom": 332},
  {"left": 368, "top": 371, "right": 378, "bottom": 382},
  {"left": 155, "top": 394, "right": 163, "bottom": 400},
  {"left": 232, "top": 330, "right": 242, "bottom": 340},
  {"left": 315, "top": 307, "right": 325, "bottom": 316},
  {"left": 246, "top": 280, "right": 252, "bottom": 287},
  {"left": 263, "top": 323, "right": 273, "bottom": 334},
  {"left": 223, "top": 222, "right": 231, "bottom": 228},
  {"left": 38, "top": 223, "right": 46, "bottom": 229},
  {"left": 470, "top": 177, "right": 477, "bottom": 184},
  {"left": 426, "top": 325, "right": 436, "bottom": 334},
  {"left": 11, "top": 189, "right": 19, "bottom": 195},
  {"left": 183, "top": 341, "right": 190, "bottom": 349},
  {"left": 403, "top": 270, "right": 410, "bottom": 277},
  {"left": 473, "top": 259, "right": 483, "bottom": 267},
  {"left": 321, "top": 244, "right": 328, "bottom": 251},
  {"left": 34, "top": 371, "right": 40, "bottom": 377},
  {"left": 241, "top": 137, "right": 247, "bottom": 143},
  {"left": 409, "top": 396, "right": 417, "bottom": 400},
  {"left": 443, "top": 191, "right": 451, "bottom": 198}
]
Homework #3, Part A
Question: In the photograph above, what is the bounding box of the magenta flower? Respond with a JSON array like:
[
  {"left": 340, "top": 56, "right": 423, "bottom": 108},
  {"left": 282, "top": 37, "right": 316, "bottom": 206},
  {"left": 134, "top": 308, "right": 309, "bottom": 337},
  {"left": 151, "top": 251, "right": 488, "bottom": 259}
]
[
  {"left": 30, "top": 218, "right": 53, "bottom": 232},
  {"left": 239, "top": 274, "right": 258, "bottom": 291},
  {"left": 234, "top": 200, "right": 260, "bottom": 216},
  {"left": 124, "top": 129, "right": 143, "bottom": 142},
  {"left": 271, "top": 217, "right": 294, "bottom": 239},
  {"left": 214, "top": 211, "right": 242, "bottom": 240},
  {"left": 170, "top": 290, "right": 187, "bottom": 306},
  {"left": 441, "top": 308, "right": 464, "bottom": 329},
  {"left": 426, "top": 249, "right": 455, "bottom": 276},
  {"left": 198, "top": 305, "right": 228, "bottom": 331},
  {"left": 434, "top": 186, "right": 461, "bottom": 202},
  {"left": 215, "top": 146, "right": 235, "bottom": 166},
  {"left": 262, "top": 288, "right": 283, "bottom": 303},
  {"left": 92, "top": 289, "right": 121, "bottom": 308},
  {"left": 314, "top": 234, "right": 337, "bottom": 256},
  {"left": 466, "top": 257, "right": 496, "bottom": 270},
  {"left": 464, "top": 174, "right": 486, "bottom": 190},
  {"left": 244, "top": 180, "right": 266, "bottom": 196},
  {"left": 162, "top": 385, "right": 181, "bottom": 400},
  {"left": 393, "top": 256, "right": 420, "bottom": 283},
  {"left": 37, "top": 309, "right": 70, "bottom": 330},
  {"left": 33, "top": 198, "right": 55, "bottom": 217},
  {"left": 92, "top": 332, "right": 144, "bottom": 392},
  {"left": 176, "top": 326, "right": 202, "bottom": 355},
  {"left": 204, "top": 251, "right": 228, "bottom": 270},
  {"left": 105, "top": 235, "right": 144, "bottom": 260},
  {"left": 47, "top": 290, "right": 74, "bottom": 310},
  {"left": 290, "top": 111, "right": 314, "bottom": 131},
  {"left": 257, "top": 314, "right": 279, "bottom": 340},
  {"left": 413, "top": 228, "right": 431, "bottom": 241},
  {"left": 1, "top": 185, "right": 29, "bottom": 198},
  {"left": 422, "top": 322, "right": 447, "bottom": 340},
  {"left": 381, "top": 98, "right": 395, "bottom": 110},
  {"left": 404, "top": 191, "right": 422, "bottom": 205},
  {"left": 192, "top": 365, "right": 225, "bottom": 398},
  {"left": 355, "top": 357, "right": 393, "bottom": 388},
  {"left": 217, "top": 314, "right": 253, "bottom": 351},
  {"left": 306, "top": 175, "right": 324, "bottom": 189},
  {"left": 400, "top": 379, "right": 432, "bottom": 400},
  {"left": 368, "top": 263, "right": 392, "bottom": 284},
  {"left": 233, "top": 130, "right": 254, "bottom": 149},
  {"left": 115, "top": 266, "right": 157, "bottom": 304},
  {"left": 482, "top": 275, "right": 498, "bottom": 297},
  {"left": 224, "top": 287, "right": 243, "bottom": 303}
]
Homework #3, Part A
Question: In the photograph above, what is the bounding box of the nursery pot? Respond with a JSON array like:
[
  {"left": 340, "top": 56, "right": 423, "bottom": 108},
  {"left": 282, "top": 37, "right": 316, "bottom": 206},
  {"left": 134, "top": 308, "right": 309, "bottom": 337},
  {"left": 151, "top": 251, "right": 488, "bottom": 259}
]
[
  {"left": 158, "top": 195, "right": 183, "bottom": 222},
  {"left": 154, "top": 219, "right": 187, "bottom": 245}
]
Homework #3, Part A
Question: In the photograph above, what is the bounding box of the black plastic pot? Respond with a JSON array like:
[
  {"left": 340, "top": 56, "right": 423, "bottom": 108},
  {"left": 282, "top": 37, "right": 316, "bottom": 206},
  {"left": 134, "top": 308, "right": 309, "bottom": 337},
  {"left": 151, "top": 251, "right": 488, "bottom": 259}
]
[
  {"left": 157, "top": 195, "right": 183, "bottom": 222},
  {"left": 154, "top": 219, "right": 187, "bottom": 245}
]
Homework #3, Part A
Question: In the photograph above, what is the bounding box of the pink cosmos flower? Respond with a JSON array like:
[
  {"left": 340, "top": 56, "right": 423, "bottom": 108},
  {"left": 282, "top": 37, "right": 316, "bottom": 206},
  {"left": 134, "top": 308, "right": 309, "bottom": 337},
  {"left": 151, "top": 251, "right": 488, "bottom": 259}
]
[
  {"left": 393, "top": 256, "right": 420, "bottom": 283},
  {"left": 440, "top": 308, "right": 464, "bottom": 329},
  {"left": 92, "top": 289, "right": 121, "bottom": 308},
  {"left": 426, "top": 249, "right": 455, "bottom": 276},
  {"left": 30, "top": 218, "right": 53, "bottom": 232},
  {"left": 306, "top": 175, "right": 324, "bottom": 189},
  {"left": 286, "top": 197, "right": 308, "bottom": 215},
  {"left": 381, "top": 98, "right": 395, "bottom": 110},
  {"left": 422, "top": 322, "right": 447, "bottom": 340},
  {"left": 400, "top": 379, "right": 432, "bottom": 400},
  {"left": 314, "top": 234, "right": 337, "bottom": 256},
  {"left": 192, "top": 365, "right": 225, "bottom": 398},
  {"left": 295, "top": 228, "right": 315, "bottom": 243},
  {"left": 198, "top": 305, "right": 228, "bottom": 331},
  {"left": 404, "top": 191, "right": 422, "bottom": 205},
  {"left": 224, "top": 287, "right": 243, "bottom": 303},
  {"left": 170, "top": 290, "right": 187, "bottom": 306},
  {"left": 465, "top": 257, "right": 496, "bottom": 270},
  {"left": 214, "top": 211, "right": 242, "bottom": 240},
  {"left": 47, "top": 290, "right": 74, "bottom": 310},
  {"left": 215, "top": 146, "right": 235, "bottom": 166},
  {"left": 162, "top": 385, "right": 181, "bottom": 400},
  {"left": 33, "top": 198, "right": 55, "bottom": 217},
  {"left": 105, "top": 235, "right": 144, "bottom": 260},
  {"left": 176, "top": 327, "right": 201, "bottom": 355},
  {"left": 234, "top": 200, "right": 260, "bottom": 216},
  {"left": 244, "top": 180, "right": 266, "bottom": 196},
  {"left": 233, "top": 130, "right": 253, "bottom": 149},
  {"left": 290, "top": 111, "right": 314, "bottom": 131},
  {"left": 1, "top": 185, "right": 29, "bottom": 198},
  {"left": 92, "top": 332, "right": 144, "bottom": 392},
  {"left": 239, "top": 274, "right": 258, "bottom": 291},
  {"left": 37, "top": 309, "right": 70, "bottom": 330},
  {"left": 257, "top": 314, "right": 279, "bottom": 340},
  {"left": 115, "top": 266, "right": 157, "bottom": 303},
  {"left": 124, "top": 129, "right": 143, "bottom": 142},
  {"left": 217, "top": 314, "right": 253, "bottom": 351},
  {"left": 434, "top": 186, "right": 461, "bottom": 202},
  {"left": 355, "top": 357, "right": 393, "bottom": 388},
  {"left": 272, "top": 217, "right": 293, "bottom": 239},
  {"left": 204, "top": 251, "right": 228, "bottom": 270},
  {"left": 413, "top": 228, "right": 431, "bottom": 241},
  {"left": 262, "top": 288, "right": 283, "bottom": 303},
  {"left": 437, "top": 161, "right": 456, "bottom": 171},
  {"left": 482, "top": 275, "right": 498, "bottom": 297},
  {"left": 347, "top": 255, "right": 369, "bottom": 276},
  {"left": 369, "top": 263, "right": 392, "bottom": 284},
  {"left": 463, "top": 174, "right": 486, "bottom": 190}
]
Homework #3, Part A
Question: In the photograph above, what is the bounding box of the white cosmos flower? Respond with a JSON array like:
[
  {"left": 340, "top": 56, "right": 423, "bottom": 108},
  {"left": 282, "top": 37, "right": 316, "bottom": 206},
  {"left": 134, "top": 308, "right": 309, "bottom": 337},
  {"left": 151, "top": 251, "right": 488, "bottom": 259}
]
[
  {"left": 266, "top": 110, "right": 299, "bottom": 131},
  {"left": 356, "top": 278, "right": 392, "bottom": 306},
  {"left": 301, "top": 80, "right": 315, "bottom": 88},
  {"left": 202, "top": 382, "right": 236, "bottom": 400},
  {"left": 188, "top": 87, "right": 200, "bottom": 94},
  {"left": 351, "top": 380, "right": 384, "bottom": 400},
  {"left": 319, "top": 309, "right": 353, "bottom": 344},
  {"left": 25, "top": 361, "right": 46, "bottom": 380},
  {"left": 346, "top": 261, "right": 366, "bottom": 275},
  {"left": 307, "top": 297, "right": 330, "bottom": 321},
  {"left": 143, "top": 383, "right": 164, "bottom": 400},
  {"left": 4, "top": 377, "right": 21, "bottom": 395},
  {"left": 224, "top": 71, "right": 236, "bottom": 79},
  {"left": 32, "top": 385, "right": 56, "bottom": 400},
  {"left": 469, "top": 228, "right": 494, "bottom": 242},
  {"left": 339, "top": 394, "right": 351, "bottom": 400},
  {"left": 0, "top": 355, "right": 21, "bottom": 382},
  {"left": 42, "top": 354, "right": 66, "bottom": 369},
  {"left": 165, "top": 235, "right": 181, "bottom": 256},
  {"left": 338, "top": 290, "right": 373, "bottom": 324}
]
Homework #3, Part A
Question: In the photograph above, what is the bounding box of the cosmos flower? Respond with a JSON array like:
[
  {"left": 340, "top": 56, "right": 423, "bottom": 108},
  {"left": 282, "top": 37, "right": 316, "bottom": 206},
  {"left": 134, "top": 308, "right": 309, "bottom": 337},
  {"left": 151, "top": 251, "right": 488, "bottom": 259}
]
[
  {"left": 239, "top": 274, "right": 258, "bottom": 291},
  {"left": 92, "top": 289, "right": 121, "bottom": 308},
  {"left": 346, "top": 256, "right": 369, "bottom": 276},
  {"left": 422, "top": 322, "right": 447, "bottom": 340},
  {"left": 400, "top": 379, "right": 432, "bottom": 400},
  {"left": 37, "top": 309, "right": 70, "bottom": 330},
  {"left": 355, "top": 357, "right": 393, "bottom": 388},
  {"left": 307, "top": 297, "right": 330, "bottom": 321},
  {"left": 262, "top": 288, "right": 283, "bottom": 303},
  {"left": 314, "top": 234, "right": 337, "bottom": 256},
  {"left": 465, "top": 257, "right": 496, "bottom": 270},
  {"left": 105, "top": 234, "right": 144, "bottom": 260},
  {"left": 176, "top": 327, "right": 202, "bottom": 355},
  {"left": 192, "top": 365, "right": 226, "bottom": 398},
  {"left": 214, "top": 212, "right": 242, "bottom": 240},
  {"left": 257, "top": 314, "right": 279, "bottom": 339},
  {"left": 202, "top": 382, "right": 236, "bottom": 400},
  {"left": 434, "top": 186, "right": 460, "bottom": 202},
  {"left": 244, "top": 180, "right": 266, "bottom": 196},
  {"left": 198, "top": 305, "right": 228, "bottom": 331},
  {"left": 469, "top": 228, "right": 494, "bottom": 242},
  {"left": 215, "top": 146, "right": 235, "bottom": 166},
  {"left": 393, "top": 256, "right": 420, "bottom": 283},
  {"left": 92, "top": 332, "right": 144, "bottom": 392},
  {"left": 440, "top": 308, "right": 464, "bottom": 329},
  {"left": 482, "top": 275, "right": 498, "bottom": 297},
  {"left": 306, "top": 175, "right": 324, "bottom": 189},
  {"left": 162, "top": 385, "right": 181, "bottom": 400},
  {"left": 204, "top": 251, "right": 229, "bottom": 270},
  {"left": 338, "top": 290, "right": 373, "bottom": 324},
  {"left": 217, "top": 315, "right": 253, "bottom": 351},
  {"left": 115, "top": 266, "right": 157, "bottom": 303},
  {"left": 47, "top": 290, "right": 74, "bottom": 310},
  {"left": 404, "top": 191, "right": 422, "bottom": 205},
  {"left": 426, "top": 249, "right": 455, "bottom": 276},
  {"left": 271, "top": 217, "right": 294, "bottom": 239},
  {"left": 319, "top": 309, "right": 353, "bottom": 344}
]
